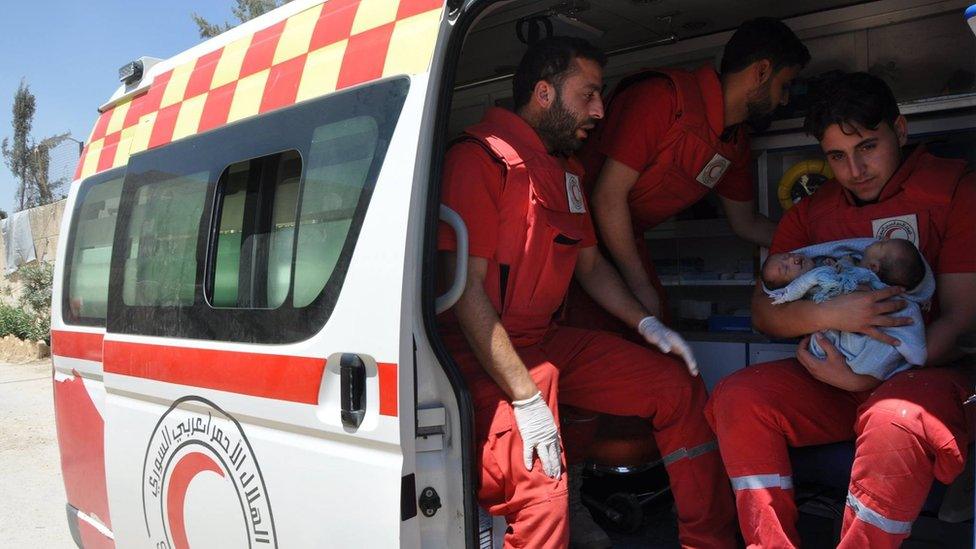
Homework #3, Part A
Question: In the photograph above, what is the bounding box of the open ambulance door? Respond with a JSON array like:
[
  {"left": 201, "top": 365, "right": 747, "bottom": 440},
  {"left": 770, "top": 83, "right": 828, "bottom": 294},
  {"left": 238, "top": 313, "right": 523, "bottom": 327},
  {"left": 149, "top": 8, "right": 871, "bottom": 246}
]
[{"left": 53, "top": 1, "right": 459, "bottom": 547}]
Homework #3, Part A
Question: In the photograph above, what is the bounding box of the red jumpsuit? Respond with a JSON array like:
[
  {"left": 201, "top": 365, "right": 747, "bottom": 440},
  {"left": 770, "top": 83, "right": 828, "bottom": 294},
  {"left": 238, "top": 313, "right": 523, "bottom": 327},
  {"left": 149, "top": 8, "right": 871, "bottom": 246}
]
[
  {"left": 705, "top": 147, "right": 976, "bottom": 547},
  {"left": 438, "top": 107, "right": 736, "bottom": 548},
  {"left": 563, "top": 66, "right": 754, "bottom": 332}
]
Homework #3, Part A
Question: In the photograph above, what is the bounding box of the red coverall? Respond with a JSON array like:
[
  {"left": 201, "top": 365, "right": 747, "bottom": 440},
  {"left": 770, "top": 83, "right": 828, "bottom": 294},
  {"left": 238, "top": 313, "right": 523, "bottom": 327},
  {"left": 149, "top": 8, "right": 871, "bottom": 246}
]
[
  {"left": 562, "top": 66, "right": 755, "bottom": 332},
  {"left": 706, "top": 147, "right": 976, "bottom": 547},
  {"left": 438, "top": 107, "right": 736, "bottom": 548}
]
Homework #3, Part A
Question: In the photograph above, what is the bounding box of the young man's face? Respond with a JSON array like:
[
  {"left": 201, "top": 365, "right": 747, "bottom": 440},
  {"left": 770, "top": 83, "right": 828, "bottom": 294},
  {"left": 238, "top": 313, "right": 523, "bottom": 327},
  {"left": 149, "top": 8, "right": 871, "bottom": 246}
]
[
  {"left": 537, "top": 57, "right": 604, "bottom": 153},
  {"left": 819, "top": 117, "right": 908, "bottom": 202},
  {"left": 746, "top": 64, "right": 801, "bottom": 123}
]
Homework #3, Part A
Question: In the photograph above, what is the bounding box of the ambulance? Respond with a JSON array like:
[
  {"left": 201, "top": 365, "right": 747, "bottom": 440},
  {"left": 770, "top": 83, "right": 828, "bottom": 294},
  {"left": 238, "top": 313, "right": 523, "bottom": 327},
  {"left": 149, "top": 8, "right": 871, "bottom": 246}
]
[{"left": 51, "top": 0, "right": 975, "bottom": 547}]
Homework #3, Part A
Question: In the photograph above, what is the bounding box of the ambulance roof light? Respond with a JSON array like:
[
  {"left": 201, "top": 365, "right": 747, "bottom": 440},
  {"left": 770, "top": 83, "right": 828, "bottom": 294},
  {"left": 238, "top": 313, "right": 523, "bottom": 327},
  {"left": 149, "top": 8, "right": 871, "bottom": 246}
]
[{"left": 119, "top": 60, "right": 144, "bottom": 85}]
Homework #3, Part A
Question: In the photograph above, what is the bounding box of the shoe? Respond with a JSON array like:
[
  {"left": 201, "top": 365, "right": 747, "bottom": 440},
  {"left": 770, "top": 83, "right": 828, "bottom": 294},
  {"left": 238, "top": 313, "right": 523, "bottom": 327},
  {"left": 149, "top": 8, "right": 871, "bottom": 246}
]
[{"left": 568, "top": 463, "right": 613, "bottom": 549}]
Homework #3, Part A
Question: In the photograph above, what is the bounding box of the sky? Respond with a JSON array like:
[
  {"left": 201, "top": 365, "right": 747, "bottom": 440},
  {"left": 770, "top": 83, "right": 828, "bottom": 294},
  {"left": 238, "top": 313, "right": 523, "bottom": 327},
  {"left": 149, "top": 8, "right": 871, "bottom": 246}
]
[{"left": 0, "top": 1, "right": 240, "bottom": 215}]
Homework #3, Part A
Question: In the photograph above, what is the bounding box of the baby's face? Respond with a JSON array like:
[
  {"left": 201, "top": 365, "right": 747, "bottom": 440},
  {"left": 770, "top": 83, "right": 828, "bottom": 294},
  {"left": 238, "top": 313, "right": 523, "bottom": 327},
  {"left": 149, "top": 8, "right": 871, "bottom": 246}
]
[
  {"left": 763, "top": 252, "right": 815, "bottom": 288},
  {"left": 861, "top": 240, "right": 890, "bottom": 273}
]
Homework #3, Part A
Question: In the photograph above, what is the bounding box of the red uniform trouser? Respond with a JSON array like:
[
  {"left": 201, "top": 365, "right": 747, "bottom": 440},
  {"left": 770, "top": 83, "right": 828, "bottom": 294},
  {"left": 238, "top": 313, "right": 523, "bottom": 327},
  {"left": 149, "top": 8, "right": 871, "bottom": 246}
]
[
  {"left": 706, "top": 359, "right": 971, "bottom": 548},
  {"left": 445, "top": 325, "right": 736, "bottom": 549}
]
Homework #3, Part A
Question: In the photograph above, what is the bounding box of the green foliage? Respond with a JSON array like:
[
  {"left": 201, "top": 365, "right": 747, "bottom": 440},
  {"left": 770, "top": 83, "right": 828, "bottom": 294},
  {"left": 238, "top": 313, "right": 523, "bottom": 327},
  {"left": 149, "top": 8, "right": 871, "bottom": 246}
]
[
  {"left": 193, "top": 0, "right": 294, "bottom": 38},
  {"left": 0, "top": 303, "right": 47, "bottom": 342},
  {"left": 0, "top": 261, "right": 54, "bottom": 343},
  {"left": 18, "top": 261, "right": 53, "bottom": 318},
  {"left": 1, "top": 80, "right": 68, "bottom": 211}
]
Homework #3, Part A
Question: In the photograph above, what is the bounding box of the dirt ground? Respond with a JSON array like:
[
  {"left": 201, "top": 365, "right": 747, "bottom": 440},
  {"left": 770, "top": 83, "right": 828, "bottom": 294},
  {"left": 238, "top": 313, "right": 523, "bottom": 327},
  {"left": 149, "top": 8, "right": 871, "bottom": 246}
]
[{"left": 0, "top": 358, "right": 75, "bottom": 547}]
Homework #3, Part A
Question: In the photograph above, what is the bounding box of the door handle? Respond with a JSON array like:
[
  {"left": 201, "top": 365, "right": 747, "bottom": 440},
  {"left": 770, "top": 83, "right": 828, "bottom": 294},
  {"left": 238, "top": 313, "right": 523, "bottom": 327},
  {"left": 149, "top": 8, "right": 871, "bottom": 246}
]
[
  {"left": 340, "top": 353, "right": 366, "bottom": 429},
  {"left": 436, "top": 205, "right": 468, "bottom": 314}
]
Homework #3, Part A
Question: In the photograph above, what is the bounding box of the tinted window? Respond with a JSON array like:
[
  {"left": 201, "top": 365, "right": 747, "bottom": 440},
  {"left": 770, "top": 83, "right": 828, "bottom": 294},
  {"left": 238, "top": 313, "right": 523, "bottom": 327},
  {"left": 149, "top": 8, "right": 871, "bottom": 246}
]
[
  {"left": 62, "top": 170, "right": 124, "bottom": 326},
  {"left": 121, "top": 170, "right": 208, "bottom": 307},
  {"left": 108, "top": 77, "right": 409, "bottom": 343},
  {"left": 210, "top": 150, "right": 301, "bottom": 309}
]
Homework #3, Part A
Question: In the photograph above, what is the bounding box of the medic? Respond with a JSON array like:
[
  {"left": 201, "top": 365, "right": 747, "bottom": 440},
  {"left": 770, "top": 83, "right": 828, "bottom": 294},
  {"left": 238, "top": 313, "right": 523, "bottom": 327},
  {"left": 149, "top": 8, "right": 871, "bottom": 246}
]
[
  {"left": 566, "top": 18, "right": 810, "bottom": 329},
  {"left": 438, "top": 37, "right": 736, "bottom": 548},
  {"left": 707, "top": 72, "right": 976, "bottom": 547}
]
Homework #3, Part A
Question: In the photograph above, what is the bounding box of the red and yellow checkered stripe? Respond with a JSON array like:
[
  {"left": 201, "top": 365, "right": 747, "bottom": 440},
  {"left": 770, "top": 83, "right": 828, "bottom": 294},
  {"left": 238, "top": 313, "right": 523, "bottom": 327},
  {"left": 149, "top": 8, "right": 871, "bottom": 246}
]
[{"left": 75, "top": 0, "right": 443, "bottom": 181}]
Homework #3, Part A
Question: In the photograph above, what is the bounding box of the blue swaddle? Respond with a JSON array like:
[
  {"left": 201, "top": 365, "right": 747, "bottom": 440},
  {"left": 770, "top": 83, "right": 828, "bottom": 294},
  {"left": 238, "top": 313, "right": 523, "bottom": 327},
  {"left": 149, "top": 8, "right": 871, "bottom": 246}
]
[{"left": 763, "top": 238, "right": 934, "bottom": 380}]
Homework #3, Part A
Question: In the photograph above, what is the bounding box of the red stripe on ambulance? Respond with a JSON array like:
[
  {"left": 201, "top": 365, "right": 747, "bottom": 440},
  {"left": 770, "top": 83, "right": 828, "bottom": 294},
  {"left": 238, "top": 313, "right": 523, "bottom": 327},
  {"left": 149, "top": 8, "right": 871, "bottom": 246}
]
[
  {"left": 51, "top": 330, "right": 104, "bottom": 362},
  {"left": 103, "top": 340, "right": 324, "bottom": 403},
  {"left": 94, "top": 339, "right": 399, "bottom": 414},
  {"left": 52, "top": 331, "right": 398, "bottom": 414}
]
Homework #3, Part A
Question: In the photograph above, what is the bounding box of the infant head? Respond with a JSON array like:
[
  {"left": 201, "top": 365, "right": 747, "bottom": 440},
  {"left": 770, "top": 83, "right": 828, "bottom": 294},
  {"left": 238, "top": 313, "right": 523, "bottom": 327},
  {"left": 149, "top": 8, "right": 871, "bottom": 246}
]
[
  {"left": 762, "top": 252, "right": 816, "bottom": 290},
  {"left": 862, "top": 238, "right": 925, "bottom": 289}
]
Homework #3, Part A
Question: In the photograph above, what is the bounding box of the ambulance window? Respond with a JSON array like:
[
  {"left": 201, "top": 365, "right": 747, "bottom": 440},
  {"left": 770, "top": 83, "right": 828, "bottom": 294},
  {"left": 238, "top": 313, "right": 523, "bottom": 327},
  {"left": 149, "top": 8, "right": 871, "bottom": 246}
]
[
  {"left": 108, "top": 77, "right": 408, "bottom": 343},
  {"left": 61, "top": 170, "right": 123, "bottom": 326},
  {"left": 293, "top": 116, "right": 378, "bottom": 307},
  {"left": 210, "top": 150, "right": 301, "bottom": 309},
  {"left": 120, "top": 170, "right": 209, "bottom": 307}
]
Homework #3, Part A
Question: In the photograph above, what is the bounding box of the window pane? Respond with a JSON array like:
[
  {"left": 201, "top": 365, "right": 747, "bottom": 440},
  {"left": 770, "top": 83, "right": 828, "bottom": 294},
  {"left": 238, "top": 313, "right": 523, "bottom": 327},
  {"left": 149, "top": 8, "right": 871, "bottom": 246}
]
[
  {"left": 122, "top": 171, "right": 208, "bottom": 306},
  {"left": 293, "top": 117, "right": 379, "bottom": 307},
  {"left": 64, "top": 175, "right": 123, "bottom": 324},
  {"left": 108, "top": 77, "right": 409, "bottom": 343},
  {"left": 210, "top": 150, "right": 300, "bottom": 309}
]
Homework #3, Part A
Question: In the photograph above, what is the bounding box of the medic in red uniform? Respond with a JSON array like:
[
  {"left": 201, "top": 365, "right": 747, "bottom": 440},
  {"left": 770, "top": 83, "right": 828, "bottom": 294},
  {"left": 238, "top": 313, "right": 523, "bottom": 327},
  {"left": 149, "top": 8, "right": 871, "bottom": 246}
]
[
  {"left": 564, "top": 18, "right": 810, "bottom": 333},
  {"left": 706, "top": 72, "right": 976, "bottom": 548},
  {"left": 438, "top": 37, "right": 736, "bottom": 548}
]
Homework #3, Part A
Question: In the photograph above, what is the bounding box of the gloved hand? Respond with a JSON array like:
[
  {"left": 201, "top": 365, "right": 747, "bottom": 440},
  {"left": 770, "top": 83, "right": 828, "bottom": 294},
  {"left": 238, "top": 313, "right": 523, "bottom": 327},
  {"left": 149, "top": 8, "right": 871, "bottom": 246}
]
[
  {"left": 512, "top": 391, "right": 562, "bottom": 478},
  {"left": 638, "top": 316, "right": 699, "bottom": 376}
]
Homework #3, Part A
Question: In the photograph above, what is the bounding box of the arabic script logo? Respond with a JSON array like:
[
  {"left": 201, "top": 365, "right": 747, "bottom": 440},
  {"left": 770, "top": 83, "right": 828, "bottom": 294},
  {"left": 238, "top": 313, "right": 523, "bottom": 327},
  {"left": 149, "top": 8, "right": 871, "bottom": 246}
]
[{"left": 142, "top": 396, "right": 277, "bottom": 548}]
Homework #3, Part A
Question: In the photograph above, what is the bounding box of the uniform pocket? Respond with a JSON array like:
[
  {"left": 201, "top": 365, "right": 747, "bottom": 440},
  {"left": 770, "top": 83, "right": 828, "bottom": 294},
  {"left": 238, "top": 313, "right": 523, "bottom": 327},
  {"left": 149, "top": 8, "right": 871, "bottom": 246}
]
[
  {"left": 553, "top": 233, "right": 581, "bottom": 245},
  {"left": 524, "top": 208, "right": 584, "bottom": 310}
]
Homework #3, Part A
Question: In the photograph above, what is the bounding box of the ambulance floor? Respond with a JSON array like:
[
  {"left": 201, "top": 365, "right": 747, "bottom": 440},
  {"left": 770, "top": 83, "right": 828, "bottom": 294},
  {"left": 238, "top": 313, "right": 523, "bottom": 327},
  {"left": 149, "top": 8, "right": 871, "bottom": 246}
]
[{"left": 584, "top": 469, "right": 974, "bottom": 548}]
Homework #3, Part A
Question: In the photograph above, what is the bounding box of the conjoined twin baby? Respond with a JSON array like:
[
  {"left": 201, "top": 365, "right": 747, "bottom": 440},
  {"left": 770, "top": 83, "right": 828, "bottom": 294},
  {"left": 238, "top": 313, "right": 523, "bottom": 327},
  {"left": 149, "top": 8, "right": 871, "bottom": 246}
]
[{"left": 761, "top": 237, "right": 933, "bottom": 380}]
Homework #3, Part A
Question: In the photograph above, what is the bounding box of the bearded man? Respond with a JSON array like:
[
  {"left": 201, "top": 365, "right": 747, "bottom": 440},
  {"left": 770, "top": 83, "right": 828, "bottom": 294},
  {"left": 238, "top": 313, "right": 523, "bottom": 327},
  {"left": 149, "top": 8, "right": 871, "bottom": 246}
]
[
  {"left": 565, "top": 18, "right": 810, "bottom": 329},
  {"left": 437, "top": 37, "right": 737, "bottom": 548}
]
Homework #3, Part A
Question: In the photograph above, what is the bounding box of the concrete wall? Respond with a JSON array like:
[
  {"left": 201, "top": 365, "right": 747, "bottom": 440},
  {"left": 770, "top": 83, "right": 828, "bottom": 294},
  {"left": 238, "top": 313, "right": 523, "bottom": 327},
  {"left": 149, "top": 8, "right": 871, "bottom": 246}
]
[{"left": 0, "top": 200, "right": 66, "bottom": 307}]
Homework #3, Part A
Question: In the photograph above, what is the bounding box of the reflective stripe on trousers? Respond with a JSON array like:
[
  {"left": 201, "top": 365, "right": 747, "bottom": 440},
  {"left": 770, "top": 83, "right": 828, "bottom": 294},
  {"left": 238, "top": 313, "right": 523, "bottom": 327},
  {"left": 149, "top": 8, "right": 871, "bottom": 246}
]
[
  {"left": 729, "top": 473, "right": 793, "bottom": 491},
  {"left": 661, "top": 440, "right": 719, "bottom": 467},
  {"left": 846, "top": 492, "right": 913, "bottom": 535}
]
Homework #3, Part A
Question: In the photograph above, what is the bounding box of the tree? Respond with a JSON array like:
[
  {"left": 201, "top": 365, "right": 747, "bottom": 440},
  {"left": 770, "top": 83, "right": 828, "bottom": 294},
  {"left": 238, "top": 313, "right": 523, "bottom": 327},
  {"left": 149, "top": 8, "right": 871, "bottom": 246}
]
[
  {"left": 1, "top": 81, "right": 69, "bottom": 211},
  {"left": 193, "top": 0, "right": 294, "bottom": 39}
]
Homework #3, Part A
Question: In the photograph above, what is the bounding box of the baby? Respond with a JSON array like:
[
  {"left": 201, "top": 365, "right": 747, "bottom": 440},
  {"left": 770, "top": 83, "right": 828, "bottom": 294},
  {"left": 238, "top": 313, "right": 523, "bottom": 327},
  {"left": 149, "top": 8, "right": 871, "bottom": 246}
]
[
  {"left": 763, "top": 238, "right": 926, "bottom": 296},
  {"left": 760, "top": 237, "right": 932, "bottom": 380}
]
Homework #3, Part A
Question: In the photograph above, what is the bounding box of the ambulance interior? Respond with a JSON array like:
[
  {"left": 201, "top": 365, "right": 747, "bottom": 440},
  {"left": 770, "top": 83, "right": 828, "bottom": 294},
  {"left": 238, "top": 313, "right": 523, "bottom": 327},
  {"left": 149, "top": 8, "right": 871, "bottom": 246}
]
[{"left": 434, "top": 0, "right": 976, "bottom": 546}]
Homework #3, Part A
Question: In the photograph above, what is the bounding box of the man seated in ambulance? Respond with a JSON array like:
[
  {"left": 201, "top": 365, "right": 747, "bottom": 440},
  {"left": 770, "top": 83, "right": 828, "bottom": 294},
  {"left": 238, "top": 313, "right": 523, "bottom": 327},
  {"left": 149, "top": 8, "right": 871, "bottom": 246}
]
[
  {"left": 706, "top": 72, "right": 976, "bottom": 548},
  {"left": 564, "top": 18, "right": 810, "bottom": 331},
  {"left": 438, "top": 37, "right": 736, "bottom": 548}
]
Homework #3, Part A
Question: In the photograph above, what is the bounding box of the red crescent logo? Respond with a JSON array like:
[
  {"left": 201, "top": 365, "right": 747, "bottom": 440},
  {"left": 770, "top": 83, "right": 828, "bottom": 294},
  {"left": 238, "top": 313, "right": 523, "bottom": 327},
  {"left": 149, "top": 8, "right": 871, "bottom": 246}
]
[{"left": 166, "top": 452, "right": 225, "bottom": 549}]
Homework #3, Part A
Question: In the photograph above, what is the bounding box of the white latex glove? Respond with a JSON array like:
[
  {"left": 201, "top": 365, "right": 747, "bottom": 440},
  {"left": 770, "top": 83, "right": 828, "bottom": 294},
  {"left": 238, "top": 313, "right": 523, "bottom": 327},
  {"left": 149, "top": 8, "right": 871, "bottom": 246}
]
[
  {"left": 511, "top": 391, "right": 562, "bottom": 478},
  {"left": 638, "top": 316, "right": 699, "bottom": 376}
]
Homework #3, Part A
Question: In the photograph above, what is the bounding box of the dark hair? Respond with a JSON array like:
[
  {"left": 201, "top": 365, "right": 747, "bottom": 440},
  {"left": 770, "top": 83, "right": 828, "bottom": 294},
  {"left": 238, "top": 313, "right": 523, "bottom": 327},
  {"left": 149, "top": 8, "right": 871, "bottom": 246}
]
[
  {"left": 803, "top": 72, "right": 901, "bottom": 140},
  {"left": 720, "top": 17, "right": 810, "bottom": 75},
  {"left": 877, "top": 239, "right": 926, "bottom": 290},
  {"left": 512, "top": 36, "right": 607, "bottom": 111}
]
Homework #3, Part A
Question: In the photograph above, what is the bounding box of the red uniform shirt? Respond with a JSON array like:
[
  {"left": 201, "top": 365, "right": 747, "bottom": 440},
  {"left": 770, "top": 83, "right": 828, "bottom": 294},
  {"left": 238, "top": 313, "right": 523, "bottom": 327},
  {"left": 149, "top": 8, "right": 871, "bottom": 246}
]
[
  {"left": 580, "top": 66, "right": 753, "bottom": 229},
  {"left": 438, "top": 108, "right": 597, "bottom": 345},
  {"left": 772, "top": 146, "right": 976, "bottom": 278}
]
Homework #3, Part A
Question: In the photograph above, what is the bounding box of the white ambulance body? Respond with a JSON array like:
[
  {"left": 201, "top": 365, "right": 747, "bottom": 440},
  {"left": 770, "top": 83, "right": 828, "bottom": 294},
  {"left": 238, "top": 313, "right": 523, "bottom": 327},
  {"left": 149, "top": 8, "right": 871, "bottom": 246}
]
[{"left": 51, "top": 0, "right": 975, "bottom": 547}]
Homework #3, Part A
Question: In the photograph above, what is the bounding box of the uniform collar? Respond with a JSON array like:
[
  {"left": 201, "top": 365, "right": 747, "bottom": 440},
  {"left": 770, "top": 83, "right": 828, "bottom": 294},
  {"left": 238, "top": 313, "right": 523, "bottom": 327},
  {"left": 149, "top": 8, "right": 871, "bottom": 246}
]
[
  {"left": 482, "top": 107, "right": 550, "bottom": 154},
  {"left": 694, "top": 66, "right": 727, "bottom": 137},
  {"left": 840, "top": 145, "right": 926, "bottom": 206}
]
